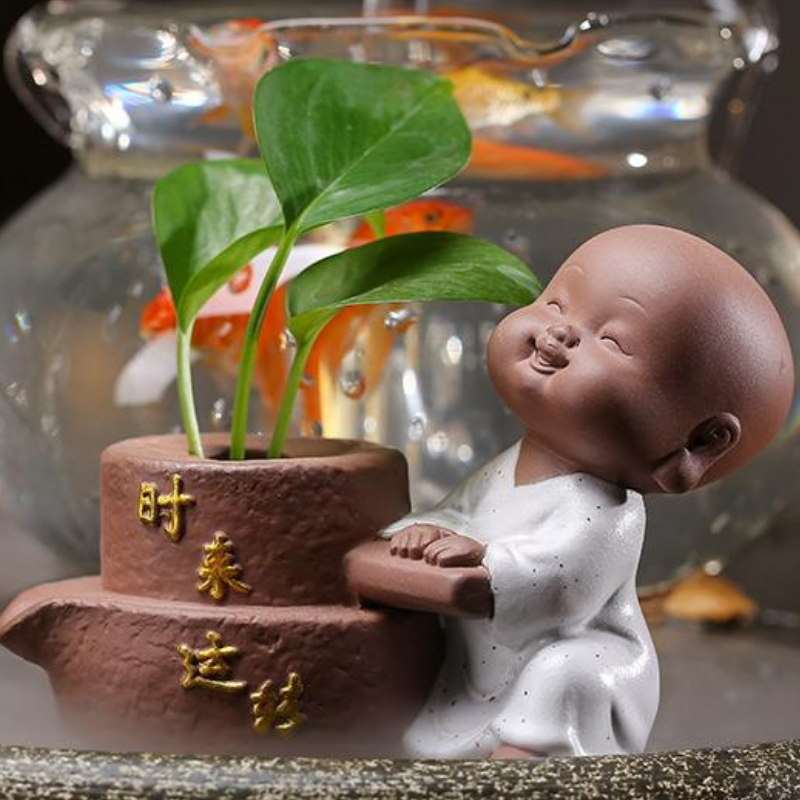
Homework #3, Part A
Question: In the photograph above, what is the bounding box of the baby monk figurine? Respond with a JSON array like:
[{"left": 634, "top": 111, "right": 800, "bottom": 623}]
[{"left": 347, "top": 224, "right": 794, "bottom": 760}]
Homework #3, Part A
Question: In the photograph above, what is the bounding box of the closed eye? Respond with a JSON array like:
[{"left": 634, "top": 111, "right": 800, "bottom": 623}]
[
  {"left": 600, "top": 335, "right": 632, "bottom": 356},
  {"left": 546, "top": 300, "right": 564, "bottom": 313}
]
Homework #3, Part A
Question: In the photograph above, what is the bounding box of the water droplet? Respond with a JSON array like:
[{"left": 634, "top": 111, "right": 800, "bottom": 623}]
[
  {"left": 301, "top": 373, "right": 315, "bottom": 388},
  {"left": 596, "top": 37, "right": 656, "bottom": 61},
  {"left": 363, "top": 416, "right": 377, "bottom": 435},
  {"left": 148, "top": 75, "right": 174, "bottom": 103},
  {"left": 732, "top": 56, "right": 746, "bottom": 71},
  {"left": 311, "top": 420, "right": 323, "bottom": 436},
  {"left": 408, "top": 414, "right": 427, "bottom": 442},
  {"left": 384, "top": 307, "right": 417, "bottom": 333},
  {"left": 339, "top": 369, "right": 366, "bottom": 400},
  {"left": 128, "top": 281, "right": 144, "bottom": 299}
]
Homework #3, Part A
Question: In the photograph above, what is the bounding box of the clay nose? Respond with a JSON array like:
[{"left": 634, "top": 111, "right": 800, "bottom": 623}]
[
  {"left": 544, "top": 323, "right": 580, "bottom": 349},
  {"left": 533, "top": 324, "right": 580, "bottom": 370}
]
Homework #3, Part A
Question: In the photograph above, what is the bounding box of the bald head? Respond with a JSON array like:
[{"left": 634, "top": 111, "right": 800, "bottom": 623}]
[
  {"left": 569, "top": 225, "right": 795, "bottom": 486},
  {"left": 488, "top": 224, "right": 795, "bottom": 494}
]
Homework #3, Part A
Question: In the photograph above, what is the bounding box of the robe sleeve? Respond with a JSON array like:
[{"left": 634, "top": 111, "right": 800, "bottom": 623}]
[
  {"left": 482, "top": 479, "right": 645, "bottom": 650},
  {"left": 381, "top": 476, "right": 474, "bottom": 539}
]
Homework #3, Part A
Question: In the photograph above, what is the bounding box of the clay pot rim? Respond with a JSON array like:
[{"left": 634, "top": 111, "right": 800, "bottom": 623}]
[{"left": 102, "top": 433, "right": 403, "bottom": 471}]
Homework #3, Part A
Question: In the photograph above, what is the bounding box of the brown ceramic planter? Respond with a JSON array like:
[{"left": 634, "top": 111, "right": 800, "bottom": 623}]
[{"left": 0, "top": 435, "right": 443, "bottom": 757}]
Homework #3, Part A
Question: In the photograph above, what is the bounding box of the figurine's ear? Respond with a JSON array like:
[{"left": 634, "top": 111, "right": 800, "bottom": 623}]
[{"left": 651, "top": 413, "right": 742, "bottom": 493}]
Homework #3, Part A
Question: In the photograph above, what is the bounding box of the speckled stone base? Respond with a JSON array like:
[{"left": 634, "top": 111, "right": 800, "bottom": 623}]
[{"left": 0, "top": 740, "right": 798, "bottom": 799}]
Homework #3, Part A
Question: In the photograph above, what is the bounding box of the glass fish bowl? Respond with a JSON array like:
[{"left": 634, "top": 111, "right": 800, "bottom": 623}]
[{"left": 1, "top": 0, "right": 798, "bottom": 588}]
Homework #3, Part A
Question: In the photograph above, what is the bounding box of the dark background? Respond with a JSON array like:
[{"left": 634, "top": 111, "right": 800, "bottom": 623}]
[{"left": 0, "top": 0, "right": 798, "bottom": 227}]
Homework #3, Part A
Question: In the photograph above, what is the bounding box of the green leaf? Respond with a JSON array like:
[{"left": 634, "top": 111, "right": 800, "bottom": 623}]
[
  {"left": 287, "top": 232, "right": 541, "bottom": 342},
  {"left": 254, "top": 59, "right": 471, "bottom": 233},
  {"left": 152, "top": 159, "right": 284, "bottom": 331}
]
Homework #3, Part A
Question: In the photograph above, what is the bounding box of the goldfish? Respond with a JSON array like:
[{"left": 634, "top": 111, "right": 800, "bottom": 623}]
[
  {"left": 191, "top": 18, "right": 277, "bottom": 145},
  {"left": 298, "top": 200, "right": 473, "bottom": 432},
  {"left": 469, "top": 138, "right": 606, "bottom": 180},
  {"left": 348, "top": 199, "right": 472, "bottom": 245},
  {"left": 444, "top": 65, "right": 594, "bottom": 132},
  {"left": 133, "top": 199, "right": 473, "bottom": 435}
]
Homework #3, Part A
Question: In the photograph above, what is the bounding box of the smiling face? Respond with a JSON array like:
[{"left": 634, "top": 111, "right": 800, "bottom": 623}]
[{"left": 487, "top": 225, "right": 795, "bottom": 493}]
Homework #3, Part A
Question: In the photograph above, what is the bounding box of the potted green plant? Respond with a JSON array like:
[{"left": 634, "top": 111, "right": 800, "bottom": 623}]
[{"left": 0, "top": 59, "right": 538, "bottom": 756}]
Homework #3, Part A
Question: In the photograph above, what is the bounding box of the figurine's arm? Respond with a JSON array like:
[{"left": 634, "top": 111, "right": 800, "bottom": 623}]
[
  {"left": 345, "top": 539, "right": 493, "bottom": 618},
  {"left": 349, "top": 467, "right": 492, "bottom": 616}
]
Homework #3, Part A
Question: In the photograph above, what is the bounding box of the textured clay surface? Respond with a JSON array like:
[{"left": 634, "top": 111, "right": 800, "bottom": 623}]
[
  {"left": 101, "top": 435, "right": 410, "bottom": 606},
  {"left": 0, "top": 577, "right": 442, "bottom": 757}
]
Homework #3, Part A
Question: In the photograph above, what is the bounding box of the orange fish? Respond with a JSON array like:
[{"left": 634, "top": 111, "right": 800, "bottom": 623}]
[
  {"left": 139, "top": 199, "right": 473, "bottom": 434},
  {"left": 191, "top": 18, "right": 277, "bottom": 144},
  {"left": 468, "top": 138, "right": 606, "bottom": 180},
  {"left": 298, "top": 200, "right": 473, "bottom": 433}
]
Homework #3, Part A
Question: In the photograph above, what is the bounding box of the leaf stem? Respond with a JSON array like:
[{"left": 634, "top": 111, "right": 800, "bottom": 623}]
[
  {"left": 229, "top": 225, "right": 298, "bottom": 460},
  {"left": 268, "top": 333, "right": 316, "bottom": 459},
  {"left": 177, "top": 324, "right": 204, "bottom": 457}
]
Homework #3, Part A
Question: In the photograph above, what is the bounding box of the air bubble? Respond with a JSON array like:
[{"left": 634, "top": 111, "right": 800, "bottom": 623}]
[
  {"left": 339, "top": 369, "right": 366, "bottom": 400},
  {"left": 384, "top": 307, "right": 417, "bottom": 332},
  {"left": 210, "top": 398, "right": 228, "bottom": 429},
  {"left": 408, "top": 414, "right": 427, "bottom": 442},
  {"left": 649, "top": 77, "right": 672, "bottom": 101},
  {"left": 148, "top": 75, "right": 174, "bottom": 103},
  {"left": 427, "top": 430, "right": 449, "bottom": 455},
  {"left": 596, "top": 37, "right": 656, "bottom": 61},
  {"left": 280, "top": 329, "right": 297, "bottom": 351}
]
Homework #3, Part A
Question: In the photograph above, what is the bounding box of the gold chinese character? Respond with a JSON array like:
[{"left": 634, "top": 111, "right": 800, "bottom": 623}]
[
  {"left": 177, "top": 630, "right": 247, "bottom": 694},
  {"left": 250, "top": 672, "right": 306, "bottom": 735},
  {"left": 197, "top": 532, "right": 252, "bottom": 602},
  {"left": 138, "top": 473, "right": 195, "bottom": 542},
  {"left": 158, "top": 474, "right": 195, "bottom": 542},
  {"left": 250, "top": 679, "right": 277, "bottom": 733},
  {"left": 137, "top": 483, "right": 157, "bottom": 524}
]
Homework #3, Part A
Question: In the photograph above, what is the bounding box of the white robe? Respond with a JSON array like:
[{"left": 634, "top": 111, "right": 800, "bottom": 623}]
[{"left": 382, "top": 441, "right": 659, "bottom": 758}]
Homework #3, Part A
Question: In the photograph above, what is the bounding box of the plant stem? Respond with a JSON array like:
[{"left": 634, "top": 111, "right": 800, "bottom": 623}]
[
  {"left": 268, "top": 334, "right": 316, "bottom": 459},
  {"left": 177, "top": 324, "right": 204, "bottom": 457},
  {"left": 229, "top": 225, "right": 298, "bottom": 460}
]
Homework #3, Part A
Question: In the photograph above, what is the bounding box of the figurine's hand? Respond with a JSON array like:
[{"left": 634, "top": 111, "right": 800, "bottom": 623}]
[
  {"left": 424, "top": 534, "right": 486, "bottom": 567},
  {"left": 388, "top": 524, "right": 453, "bottom": 559}
]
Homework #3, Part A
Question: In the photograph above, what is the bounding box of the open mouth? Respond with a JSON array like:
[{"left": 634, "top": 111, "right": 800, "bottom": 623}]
[{"left": 528, "top": 340, "right": 567, "bottom": 374}]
